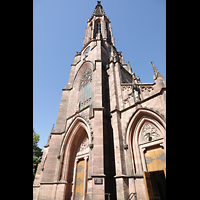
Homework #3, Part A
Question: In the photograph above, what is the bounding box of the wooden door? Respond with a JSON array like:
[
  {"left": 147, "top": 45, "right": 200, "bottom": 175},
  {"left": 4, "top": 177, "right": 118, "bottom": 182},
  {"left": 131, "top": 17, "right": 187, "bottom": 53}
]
[
  {"left": 143, "top": 171, "right": 154, "bottom": 200},
  {"left": 74, "top": 159, "right": 85, "bottom": 200},
  {"left": 145, "top": 147, "right": 166, "bottom": 172}
]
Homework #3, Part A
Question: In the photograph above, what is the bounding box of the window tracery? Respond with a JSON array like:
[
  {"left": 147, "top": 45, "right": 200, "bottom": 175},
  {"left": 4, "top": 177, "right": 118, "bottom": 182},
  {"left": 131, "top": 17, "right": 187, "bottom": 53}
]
[
  {"left": 139, "top": 123, "right": 161, "bottom": 144},
  {"left": 79, "top": 68, "right": 92, "bottom": 110}
]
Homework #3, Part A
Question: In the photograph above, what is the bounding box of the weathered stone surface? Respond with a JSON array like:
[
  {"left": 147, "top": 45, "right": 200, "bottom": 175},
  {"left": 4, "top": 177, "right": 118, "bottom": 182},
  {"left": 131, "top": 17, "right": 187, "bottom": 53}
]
[{"left": 33, "top": 2, "right": 166, "bottom": 200}]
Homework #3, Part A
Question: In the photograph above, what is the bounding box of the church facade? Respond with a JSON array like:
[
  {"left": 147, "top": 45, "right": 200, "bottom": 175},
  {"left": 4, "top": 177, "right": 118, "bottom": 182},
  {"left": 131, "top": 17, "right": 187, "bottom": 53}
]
[{"left": 33, "top": 2, "right": 166, "bottom": 200}]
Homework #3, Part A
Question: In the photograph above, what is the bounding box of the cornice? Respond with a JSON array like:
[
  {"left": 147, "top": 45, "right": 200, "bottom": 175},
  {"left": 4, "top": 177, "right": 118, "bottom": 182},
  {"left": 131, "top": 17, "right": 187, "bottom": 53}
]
[{"left": 114, "top": 174, "right": 143, "bottom": 179}]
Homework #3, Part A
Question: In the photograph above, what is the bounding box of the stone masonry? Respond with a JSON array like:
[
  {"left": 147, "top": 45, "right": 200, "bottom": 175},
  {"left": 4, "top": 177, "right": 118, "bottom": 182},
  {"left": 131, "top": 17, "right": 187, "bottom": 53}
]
[{"left": 33, "top": 2, "right": 166, "bottom": 200}]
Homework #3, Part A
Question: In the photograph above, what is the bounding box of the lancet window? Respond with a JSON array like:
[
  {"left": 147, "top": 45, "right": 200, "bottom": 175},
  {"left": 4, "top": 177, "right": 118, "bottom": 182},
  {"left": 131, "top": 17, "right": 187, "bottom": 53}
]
[
  {"left": 106, "top": 22, "right": 111, "bottom": 43},
  {"left": 94, "top": 19, "right": 101, "bottom": 37},
  {"left": 79, "top": 68, "right": 92, "bottom": 110}
]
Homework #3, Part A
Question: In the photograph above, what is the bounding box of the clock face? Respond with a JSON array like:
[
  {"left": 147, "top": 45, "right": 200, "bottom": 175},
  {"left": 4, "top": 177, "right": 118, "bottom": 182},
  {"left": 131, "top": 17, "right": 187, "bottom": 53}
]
[{"left": 84, "top": 47, "right": 90, "bottom": 56}]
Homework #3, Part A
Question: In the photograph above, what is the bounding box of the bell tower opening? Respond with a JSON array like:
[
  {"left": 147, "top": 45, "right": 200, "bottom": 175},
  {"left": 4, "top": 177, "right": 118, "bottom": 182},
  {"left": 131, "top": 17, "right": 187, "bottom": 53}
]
[
  {"left": 94, "top": 19, "right": 101, "bottom": 38},
  {"left": 106, "top": 22, "right": 111, "bottom": 44}
]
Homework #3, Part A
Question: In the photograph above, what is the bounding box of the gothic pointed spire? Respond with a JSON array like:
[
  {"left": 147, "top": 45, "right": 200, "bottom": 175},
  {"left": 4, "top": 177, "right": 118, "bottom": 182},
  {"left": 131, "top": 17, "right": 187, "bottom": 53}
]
[
  {"left": 93, "top": 1, "right": 105, "bottom": 16},
  {"left": 151, "top": 61, "right": 159, "bottom": 80},
  {"left": 128, "top": 61, "right": 133, "bottom": 74},
  {"left": 51, "top": 124, "right": 55, "bottom": 132}
]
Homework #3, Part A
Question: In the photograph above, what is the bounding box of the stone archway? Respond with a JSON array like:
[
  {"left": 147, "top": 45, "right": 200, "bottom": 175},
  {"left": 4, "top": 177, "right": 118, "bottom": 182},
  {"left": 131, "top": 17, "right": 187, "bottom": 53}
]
[
  {"left": 56, "top": 117, "right": 91, "bottom": 200},
  {"left": 125, "top": 108, "right": 166, "bottom": 200},
  {"left": 125, "top": 108, "right": 166, "bottom": 174}
]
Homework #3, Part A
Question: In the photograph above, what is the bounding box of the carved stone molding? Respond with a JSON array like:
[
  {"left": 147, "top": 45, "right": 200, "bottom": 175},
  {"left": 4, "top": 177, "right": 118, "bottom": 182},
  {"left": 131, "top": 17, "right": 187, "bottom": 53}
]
[
  {"left": 77, "top": 137, "right": 89, "bottom": 154},
  {"left": 122, "top": 86, "right": 134, "bottom": 105},
  {"left": 122, "top": 86, "right": 132, "bottom": 91},
  {"left": 143, "top": 106, "right": 166, "bottom": 122},
  {"left": 141, "top": 86, "right": 154, "bottom": 92},
  {"left": 76, "top": 113, "right": 92, "bottom": 132},
  {"left": 139, "top": 123, "right": 161, "bottom": 144}
]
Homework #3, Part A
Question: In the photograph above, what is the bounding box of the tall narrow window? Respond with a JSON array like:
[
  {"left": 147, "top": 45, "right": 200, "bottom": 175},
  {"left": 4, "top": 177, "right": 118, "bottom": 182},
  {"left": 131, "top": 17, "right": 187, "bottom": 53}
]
[
  {"left": 97, "top": 22, "right": 101, "bottom": 33},
  {"left": 94, "top": 20, "right": 101, "bottom": 37},
  {"left": 79, "top": 68, "right": 92, "bottom": 110},
  {"left": 106, "top": 22, "right": 111, "bottom": 43}
]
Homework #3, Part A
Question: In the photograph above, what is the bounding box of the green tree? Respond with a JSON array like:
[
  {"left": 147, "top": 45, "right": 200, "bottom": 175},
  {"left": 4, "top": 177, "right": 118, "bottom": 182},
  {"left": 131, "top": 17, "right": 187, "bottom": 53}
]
[{"left": 33, "top": 128, "right": 43, "bottom": 182}]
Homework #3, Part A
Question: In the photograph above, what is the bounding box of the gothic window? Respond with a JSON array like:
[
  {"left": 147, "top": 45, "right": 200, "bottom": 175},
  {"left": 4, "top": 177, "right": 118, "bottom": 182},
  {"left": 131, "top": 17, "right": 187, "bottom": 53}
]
[
  {"left": 97, "top": 22, "right": 101, "bottom": 33},
  {"left": 94, "top": 19, "right": 101, "bottom": 37},
  {"left": 79, "top": 68, "right": 92, "bottom": 110},
  {"left": 106, "top": 22, "right": 111, "bottom": 43}
]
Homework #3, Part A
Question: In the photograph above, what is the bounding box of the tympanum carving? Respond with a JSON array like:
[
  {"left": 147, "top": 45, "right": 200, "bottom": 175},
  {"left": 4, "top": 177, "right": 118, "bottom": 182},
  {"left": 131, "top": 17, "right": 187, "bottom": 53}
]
[
  {"left": 140, "top": 123, "right": 161, "bottom": 144},
  {"left": 77, "top": 137, "right": 89, "bottom": 154}
]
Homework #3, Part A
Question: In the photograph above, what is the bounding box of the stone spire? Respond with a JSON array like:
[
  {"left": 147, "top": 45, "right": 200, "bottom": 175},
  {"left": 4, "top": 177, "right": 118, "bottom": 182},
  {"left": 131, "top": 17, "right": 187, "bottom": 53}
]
[
  {"left": 83, "top": 1, "right": 115, "bottom": 48},
  {"left": 93, "top": 1, "right": 105, "bottom": 16},
  {"left": 128, "top": 61, "right": 133, "bottom": 74},
  {"left": 151, "top": 61, "right": 165, "bottom": 86},
  {"left": 151, "top": 61, "right": 159, "bottom": 80}
]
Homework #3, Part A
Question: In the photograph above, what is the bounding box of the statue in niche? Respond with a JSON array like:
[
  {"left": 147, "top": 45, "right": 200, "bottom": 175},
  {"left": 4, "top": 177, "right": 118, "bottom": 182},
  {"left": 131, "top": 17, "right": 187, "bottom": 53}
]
[{"left": 134, "top": 90, "right": 139, "bottom": 100}]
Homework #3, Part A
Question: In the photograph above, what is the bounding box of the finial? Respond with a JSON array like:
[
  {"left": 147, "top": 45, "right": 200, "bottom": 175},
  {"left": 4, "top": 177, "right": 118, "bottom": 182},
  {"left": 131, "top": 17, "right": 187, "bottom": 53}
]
[
  {"left": 137, "top": 76, "right": 141, "bottom": 83},
  {"left": 151, "top": 61, "right": 158, "bottom": 80},
  {"left": 93, "top": 1, "right": 105, "bottom": 16},
  {"left": 128, "top": 61, "right": 133, "bottom": 74},
  {"left": 51, "top": 124, "right": 55, "bottom": 131}
]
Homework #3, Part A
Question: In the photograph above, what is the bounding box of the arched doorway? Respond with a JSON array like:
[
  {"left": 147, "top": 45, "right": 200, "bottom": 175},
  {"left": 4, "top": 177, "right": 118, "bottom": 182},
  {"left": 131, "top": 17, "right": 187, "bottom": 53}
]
[
  {"left": 139, "top": 122, "right": 166, "bottom": 200},
  {"left": 58, "top": 118, "right": 91, "bottom": 200},
  {"left": 126, "top": 108, "right": 166, "bottom": 200}
]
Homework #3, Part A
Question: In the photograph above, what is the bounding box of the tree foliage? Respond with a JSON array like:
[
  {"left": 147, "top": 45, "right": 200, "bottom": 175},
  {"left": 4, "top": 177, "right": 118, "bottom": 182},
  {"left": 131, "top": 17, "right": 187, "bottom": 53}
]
[{"left": 33, "top": 128, "right": 43, "bottom": 182}]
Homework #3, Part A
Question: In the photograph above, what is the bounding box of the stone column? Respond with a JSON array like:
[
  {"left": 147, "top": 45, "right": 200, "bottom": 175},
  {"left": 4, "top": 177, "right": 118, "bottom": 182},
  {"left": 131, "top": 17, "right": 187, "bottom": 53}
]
[
  {"left": 72, "top": 158, "right": 79, "bottom": 199},
  {"left": 83, "top": 156, "right": 88, "bottom": 200}
]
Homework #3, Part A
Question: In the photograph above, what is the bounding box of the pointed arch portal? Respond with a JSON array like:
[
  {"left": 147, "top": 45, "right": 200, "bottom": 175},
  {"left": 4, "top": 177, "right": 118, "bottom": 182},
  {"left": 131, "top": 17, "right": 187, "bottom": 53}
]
[
  {"left": 125, "top": 108, "right": 166, "bottom": 173},
  {"left": 58, "top": 117, "right": 90, "bottom": 200},
  {"left": 125, "top": 108, "right": 166, "bottom": 200}
]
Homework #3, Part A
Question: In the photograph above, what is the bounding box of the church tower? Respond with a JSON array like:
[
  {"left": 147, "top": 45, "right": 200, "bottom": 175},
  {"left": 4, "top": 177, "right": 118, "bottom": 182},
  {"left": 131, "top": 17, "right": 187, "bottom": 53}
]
[{"left": 33, "top": 2, "right": 166, "bottom": 200}]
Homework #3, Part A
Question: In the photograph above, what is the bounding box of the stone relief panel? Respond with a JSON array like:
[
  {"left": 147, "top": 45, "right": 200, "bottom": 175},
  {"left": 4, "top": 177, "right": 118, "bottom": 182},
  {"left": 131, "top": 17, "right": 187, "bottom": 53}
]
[
  {"left": 121, "top": 86, "right": 134, "bottom": 107},
  {"left": 139, "top": 122, "right": 161, "bottom": 144},
  {"left": 77, "top": 136, "right": 89, "bottom": 156},
  {"left": 140, "top": 86, "right": 154, "bottom": 92}
]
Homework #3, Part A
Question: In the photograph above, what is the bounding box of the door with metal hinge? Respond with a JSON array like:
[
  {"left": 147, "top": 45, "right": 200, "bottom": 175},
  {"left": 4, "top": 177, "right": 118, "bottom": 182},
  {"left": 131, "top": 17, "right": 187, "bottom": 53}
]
[{"left": 145, "top": 147, "right": 166, "bottom": 172}]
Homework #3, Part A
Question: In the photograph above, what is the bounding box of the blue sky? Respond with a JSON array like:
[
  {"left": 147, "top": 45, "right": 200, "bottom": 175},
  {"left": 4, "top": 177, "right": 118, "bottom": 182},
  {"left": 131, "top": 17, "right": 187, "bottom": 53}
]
[{"left": 33, "top": 0, "right": 166, "bottom": 150}]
